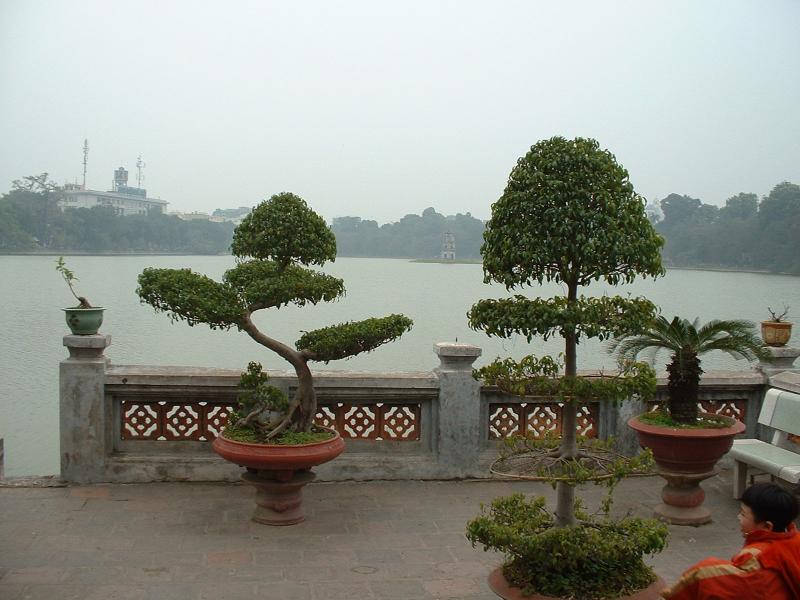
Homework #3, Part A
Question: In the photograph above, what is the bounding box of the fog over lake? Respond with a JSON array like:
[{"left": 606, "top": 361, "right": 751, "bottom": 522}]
[
  {"left": 1, "top": 255, "right": 797, "bottom": 477},
  {"left": 2, "top": 1, "right": 798, "bottom": 221}
]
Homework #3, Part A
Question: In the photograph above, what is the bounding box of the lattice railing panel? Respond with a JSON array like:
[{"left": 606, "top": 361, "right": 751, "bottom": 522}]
[
  {"left": 649, "top": 400, "right": 747, "bottom": 422},
  {"left": 489, "top": 403, "right": 598, "bottom": 440},
  {"left": 122, "top": 401, "right": 236, "bottom": 441},
  {"left": 121, "top": 400, "right": 421, "bottom": 442},
  {"left": 314, "top": 403, "right": 421, "bottom": 441}
]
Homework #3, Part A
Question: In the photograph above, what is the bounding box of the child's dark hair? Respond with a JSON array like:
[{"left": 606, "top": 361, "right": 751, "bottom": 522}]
[{"left": 741, "top": 482, "right": 799, "bottom": 532}]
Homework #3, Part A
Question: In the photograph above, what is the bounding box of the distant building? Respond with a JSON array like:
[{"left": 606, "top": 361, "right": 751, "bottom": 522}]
[
  {"left": 441, "top": 231, "right": 456, "bottom": 260},
  {"left": 168, "top": 211, "right": 233, "bottom": 223},
  {"left": 57, "top": 167, "right": 167, "bottom": 216},
  {"left": 212, "top": 206, "right": 252, "bottom": 225}
]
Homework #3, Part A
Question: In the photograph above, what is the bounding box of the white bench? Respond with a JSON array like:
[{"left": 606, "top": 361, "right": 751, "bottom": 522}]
[{"left": 730, "top": 387, "right": 800, "bottom": 498}]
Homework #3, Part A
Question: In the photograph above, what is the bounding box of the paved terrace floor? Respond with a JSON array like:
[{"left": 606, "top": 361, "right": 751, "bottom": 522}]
[{"left": 0, "top": 471, "right": 754, "bottom": 600}]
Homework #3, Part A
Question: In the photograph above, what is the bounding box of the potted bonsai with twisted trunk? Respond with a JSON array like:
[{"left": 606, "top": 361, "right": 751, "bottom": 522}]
[
  {"left": 466, "top": 137, "right": 668, "bottom": 599},
  {"left": 610, "top": 316, "right": 769, "bottom": 525},
  {"left": 137, "top": 192, "right": 412, "bottom": 524},
  {"left": 56, "top": 256, "right": 105, "bottom": 335}
]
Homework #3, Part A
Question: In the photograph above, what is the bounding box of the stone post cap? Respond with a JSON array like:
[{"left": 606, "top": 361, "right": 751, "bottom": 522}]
[
  {"left": 770, "top": 371, "right": 800, "bottom": 394},
  {"left": 63, "top": 334, "right": 112, "bottom": 349},
  {"left": 433, "top": 343, "right": 482, "bottom": 358},
  {"left": 761, "top": 346, "right": 800, "bottom": 359},
  {"left": 63, "top": 334, "right": 111, "bottom": 360},
  {"left": 434, "top": 343, "right": 482, "bottom": 372}
]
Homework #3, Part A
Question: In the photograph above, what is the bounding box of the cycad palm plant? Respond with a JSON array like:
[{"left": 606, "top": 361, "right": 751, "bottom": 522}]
[{"left": 609, "top": 316, "right": 768, "bottom": 424}]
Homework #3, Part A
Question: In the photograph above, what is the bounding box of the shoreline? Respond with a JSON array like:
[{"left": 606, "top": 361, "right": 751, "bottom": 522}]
[{"left": 1, "top": 252, "right": 797, "bottom": 277}]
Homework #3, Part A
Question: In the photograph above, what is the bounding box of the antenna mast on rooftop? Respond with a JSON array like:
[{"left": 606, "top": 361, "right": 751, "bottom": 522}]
[
  {"left": 82, "top": 139, "right": 89, "bottom": 188},
  {"left": 136, "top": 155, "right": 145, "bottom": 188}
]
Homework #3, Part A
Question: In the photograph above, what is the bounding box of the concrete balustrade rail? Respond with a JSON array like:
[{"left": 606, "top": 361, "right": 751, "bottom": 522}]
[{"left": 59, "top": 334, "right": 799, "bottom": 484}]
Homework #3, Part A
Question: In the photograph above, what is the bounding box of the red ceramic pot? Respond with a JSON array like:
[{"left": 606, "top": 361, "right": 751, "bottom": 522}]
[
  {"left": 212, "top": 426, "right": 345, "bottom": 475},
  {"left": 212, "top": 427, "right": 345, "bottom": 525},
  {"left": 628, "top": 414, "right": 745, "bottom": 525},
  {"left": 487, "top": 567, "right": 666, "bottom": 600},
  {"left": 628, "top": 414, "right": 745, "bottom": 474}
]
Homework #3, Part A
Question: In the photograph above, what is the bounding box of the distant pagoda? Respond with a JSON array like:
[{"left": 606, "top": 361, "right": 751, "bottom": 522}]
[{"left": 441, "top": 231, "right": 456, "bottom": 260}]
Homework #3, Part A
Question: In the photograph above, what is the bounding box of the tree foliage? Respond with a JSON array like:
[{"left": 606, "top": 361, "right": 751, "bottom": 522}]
[
  {"left": 654, "top": 182, "right": 800, "bottom": 274},
  {"left": 231, "top": 192, "right": 336, "bottom": 266},
  {"left": 609, "top": 316, "right": 768, "bottom": 423},
  {"left": 296, "top": 315, "right": 413, "bottom": 362},
  {"left": 469, "top": 296, "right": 658, "bottom": 342},
  {"left": 224, "top": 260, "right": 345, "bottom": 310},
  {"left": 0, "top": 177, "right": 235, "bottom": 253},
  {"left": 330, "top": 208, "right": 485, "bottom": 259},
  {"left": 467, "top": 494, "right": 668, "bottom": 599},
  {"left": 136, "top": 192, "right": 412, "bottom": 439},
  {"left": 137, "top": 268, "right": 245, "bottom": 329},
  {"left": 481, "top": 137, "right": 663, "bottom": 289}
]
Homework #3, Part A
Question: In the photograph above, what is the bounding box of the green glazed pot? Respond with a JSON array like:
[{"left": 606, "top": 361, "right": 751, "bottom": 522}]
[{"left": 63, "top": 307, "right": 105, "bottom": 335}]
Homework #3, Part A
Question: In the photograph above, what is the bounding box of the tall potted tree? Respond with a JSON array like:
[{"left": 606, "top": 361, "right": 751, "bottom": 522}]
[
  {"left": 137, "top": 192, "right": 412, "bottom": 524},
  {"left": 466, "top": 137, "right": 669, "bottom": 599},
  {"left": 610, "top": 316, "right": 768, "bottom": 525}
]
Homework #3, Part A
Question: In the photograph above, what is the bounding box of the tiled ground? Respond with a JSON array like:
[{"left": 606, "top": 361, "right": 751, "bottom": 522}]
[{"left": 0, "top": 471, "right": 753, "bottom": 599}]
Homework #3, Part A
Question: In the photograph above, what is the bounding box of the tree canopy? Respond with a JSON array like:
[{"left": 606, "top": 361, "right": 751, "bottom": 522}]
[{"left": 481, "top": 137, "right": 664, "bottom": 289}]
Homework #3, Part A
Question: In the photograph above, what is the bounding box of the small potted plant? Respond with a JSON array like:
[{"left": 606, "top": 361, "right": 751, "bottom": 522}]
[
  {"left": 761, "top": 305, "right": 792, "bottom": 347},
  {"left": 137, "top": 192, "right": 413, "bottom": 525},
  {"left": 610, "top": 316, "right": 769, "bottom": 525},
  {"left": 56, "top": 256, "right": 105, "bottom": 335}
]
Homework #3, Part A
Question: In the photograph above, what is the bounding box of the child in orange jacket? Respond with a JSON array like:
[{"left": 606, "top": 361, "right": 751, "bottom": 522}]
[{"left": 661, "top": 482, "right": 800, "bottom": 599}]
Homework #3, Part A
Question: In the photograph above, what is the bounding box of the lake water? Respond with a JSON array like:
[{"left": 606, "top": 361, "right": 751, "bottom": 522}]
[{"left": 1, "top": 255, "right": 797, "bottom": 477}]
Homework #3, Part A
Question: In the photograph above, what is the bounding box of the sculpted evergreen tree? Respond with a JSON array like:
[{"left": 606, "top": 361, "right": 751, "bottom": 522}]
[
  {"left": 137, "top": 192, "right": 412, "bottom": 439},
  {"left": 468, "top": 137, "right": 665, "bottom": 526}
]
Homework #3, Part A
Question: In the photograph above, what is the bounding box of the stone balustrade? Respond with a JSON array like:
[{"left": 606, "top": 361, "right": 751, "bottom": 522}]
[{"left": 59, "top": 334, "right": 799, "bottom": 484}]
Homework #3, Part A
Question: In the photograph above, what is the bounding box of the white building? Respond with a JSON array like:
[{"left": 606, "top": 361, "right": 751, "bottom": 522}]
[{"left": 57, "top": 167, "right": 167, "bottom": 216}]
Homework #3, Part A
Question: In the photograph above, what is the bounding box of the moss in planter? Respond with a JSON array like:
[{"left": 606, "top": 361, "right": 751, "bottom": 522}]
[
  {"left": 223, "top": 423, "right": 334, "bottom": 445},
  {"left": 638, "top": 410, "right": 731, "bottom": 429}
]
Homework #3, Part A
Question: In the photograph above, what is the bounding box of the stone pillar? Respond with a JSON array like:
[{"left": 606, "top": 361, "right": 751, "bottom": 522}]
[
  {"left": 607, "top": 395, "right": 650, "bottom": 457},
  {"left": 60, "top": 334, "right": 111, "bottom": 483},
  {"left": 433, "top": 343, "right": 482, "bottom": 478},
  {"left": 757, "top": 346, "right": 800, "bottom": 380}
]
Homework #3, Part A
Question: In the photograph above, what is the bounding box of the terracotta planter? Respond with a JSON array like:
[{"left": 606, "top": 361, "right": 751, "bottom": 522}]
[
  {"left": 761, "top": 321, "right": 792, "bottom": 347},
  {"left": 628, "top": 414, "right": 745, "bottom": 525},
  {"left": 487, "top": 567, "right": 666, "bottom": 600},
  {"left": 212, "top": 427, "right": 344, "bottom": 525}
]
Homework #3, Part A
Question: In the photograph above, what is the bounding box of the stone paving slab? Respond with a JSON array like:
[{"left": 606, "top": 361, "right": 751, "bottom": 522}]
[{"left": 0, "top": 471, "right": 768, "bottom": 600}]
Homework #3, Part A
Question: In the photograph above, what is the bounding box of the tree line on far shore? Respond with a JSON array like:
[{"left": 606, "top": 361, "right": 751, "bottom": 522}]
[
  {"left": 0, "top": 174, "right": 234, "bottom": 254},
  {"left": 651, "top": 181, "right": 800, "bottom": 274},
  {"left": 1, "top": 174, "right": 798, "bottom": 275}
]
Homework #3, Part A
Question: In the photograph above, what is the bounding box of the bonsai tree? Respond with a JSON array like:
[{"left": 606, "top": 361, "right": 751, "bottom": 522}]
[
  {"left": 767, "top": 305, "right": 790, "bottom": 323},
  {"left": 56, "top": 256, "right": 93, "bottom": 308},
  {"left": 466, "top": 137, "right": 668, "bottom": 598},
  {"left": 137, "top": 192, "right": 412, "bottom": 441},
  {"left": 609, "top": 316, "right": 768, "bottom": 424}
]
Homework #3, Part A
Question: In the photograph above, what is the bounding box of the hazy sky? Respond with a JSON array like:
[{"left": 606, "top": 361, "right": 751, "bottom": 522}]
[{"left": 2, "top": 1, "right": 798, "bottom": 223}]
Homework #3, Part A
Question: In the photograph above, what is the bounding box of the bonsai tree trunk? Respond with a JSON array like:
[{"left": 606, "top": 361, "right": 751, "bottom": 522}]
[
  {"left": 666, "top": 348, "right": 702, "bottom": 424},
  {"left": 555, "top": 284, "right": 579, "bottom": 527},
  {"left": 294, "top": 362, "right": 317, "bottom": 431},
  {"left": 241, "top": 315, "right": 317, "bottom": 436}
]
